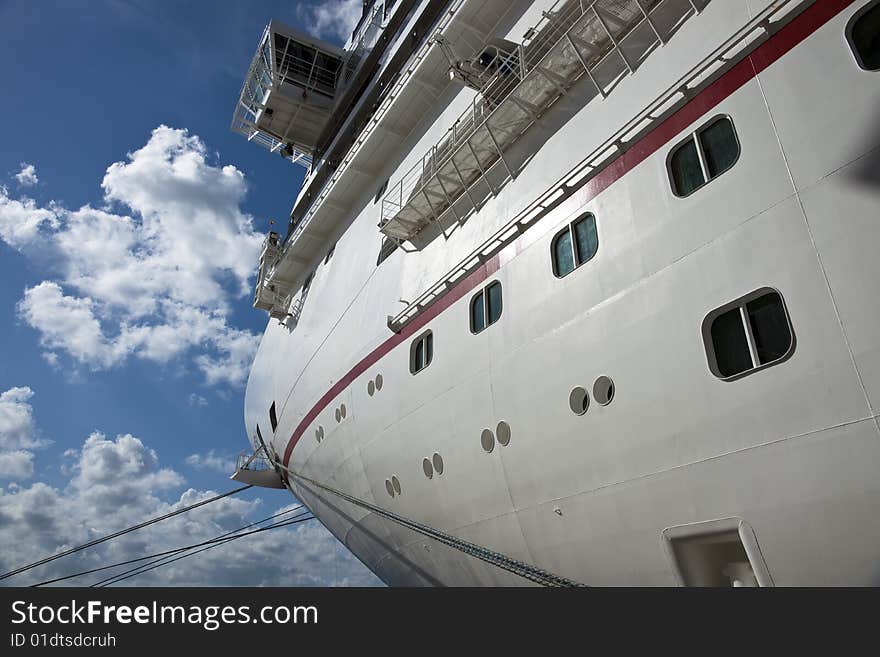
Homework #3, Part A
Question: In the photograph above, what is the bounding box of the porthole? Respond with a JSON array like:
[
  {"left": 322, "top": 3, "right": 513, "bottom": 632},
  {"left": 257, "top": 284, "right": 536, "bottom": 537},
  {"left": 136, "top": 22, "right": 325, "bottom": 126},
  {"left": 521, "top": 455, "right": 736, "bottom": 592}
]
[
  {"left": 340, "top": 403, "right": 346, "bottom": 419},
  {"left": 432, "top": 453, "right": 444, "bottom": 475},
  {"left": 385, "top": 479, "right": 394, "bottom": 497},
  {"left": 391, "top": 475, "right": 401, "bottom": 495},
  {"left": 375, "top": 374, "right": 383, "bottom": 390},
  {"left": 368, "top": 380, "right": 375, "bottom": 396},
  {"left": 593, "top": 376, "right": 614, "bottom": 406},
  {"left": 335, "top": 408, "right": 341, "bottom": 423},
  {"left": 315, "top": 428, "right": 321, "bottom": 442},
  {"left": 480, "top": 429, "right": 495, "bottom": 453},
  {"left": 569, "top": 387, "right": 590, "bottom": 415},
  {"left": 422, "top": 458, "right": 434, "bottom": 479},
  {"left": 496, "top": 421, "right": 511, "bottom": 446}
]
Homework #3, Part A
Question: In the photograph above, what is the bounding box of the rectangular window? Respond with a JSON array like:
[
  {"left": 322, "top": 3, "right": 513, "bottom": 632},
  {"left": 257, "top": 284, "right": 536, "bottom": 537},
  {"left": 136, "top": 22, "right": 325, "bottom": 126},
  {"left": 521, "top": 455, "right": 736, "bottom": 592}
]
[
  {"left": 848, "top": 1, "right": 880, "bottom": 71},
  {"left": 553, "top": 229, "right": 575, "bottom": 277},
  {"left": 269, "top": 402, "right": 278, "bottom": 433},
  {"left": 410, "top": 330, "right": 433, "bottom": 374},
  {"left": 669, "top": 116, "right": 740, "bottom": 197},
  {"left": 703, "top": 289, "right": 793, "bottom": 380},
  {"left": 487, "top": 282, "right": 503, "bottom": 325},
  {"left": 552, "top": 213, "right": 598, "bottom": 278},
  {"left": 470, "top": 282, "right": 502, "bottom": 333}
]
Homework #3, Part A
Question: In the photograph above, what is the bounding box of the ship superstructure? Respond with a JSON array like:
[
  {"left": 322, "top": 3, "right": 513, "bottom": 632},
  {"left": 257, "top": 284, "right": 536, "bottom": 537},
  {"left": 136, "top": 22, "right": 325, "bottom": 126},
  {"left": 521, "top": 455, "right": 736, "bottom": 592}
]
[{"left": 233, "top": 0, "right": 880, "bottom": 586}]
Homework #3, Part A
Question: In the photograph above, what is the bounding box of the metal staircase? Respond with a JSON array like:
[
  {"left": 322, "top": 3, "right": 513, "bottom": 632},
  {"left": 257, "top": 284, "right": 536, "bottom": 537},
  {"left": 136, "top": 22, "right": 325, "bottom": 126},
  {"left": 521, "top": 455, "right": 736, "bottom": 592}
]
[{"left": 380, "top": 0, "right": 709, "bottom": 243}]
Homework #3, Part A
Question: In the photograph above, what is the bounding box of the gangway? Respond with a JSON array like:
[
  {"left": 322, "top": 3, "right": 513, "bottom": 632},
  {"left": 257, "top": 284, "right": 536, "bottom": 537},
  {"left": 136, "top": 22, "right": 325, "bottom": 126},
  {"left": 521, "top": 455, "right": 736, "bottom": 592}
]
[
  {"left": 380, "top": 0, "right": 709, "bottom": 243},
  {"left": 231, "top": 448, "right": 286, "bottom": 489}
]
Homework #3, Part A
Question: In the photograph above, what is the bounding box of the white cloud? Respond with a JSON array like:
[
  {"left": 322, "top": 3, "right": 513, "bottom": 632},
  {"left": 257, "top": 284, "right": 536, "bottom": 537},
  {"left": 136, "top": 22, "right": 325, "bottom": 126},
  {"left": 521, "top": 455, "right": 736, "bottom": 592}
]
[
  {"left": 0, "top": 387, "right": 50, "bottom": 481},
  {"left": 15, "top": 163, "right": 38, "bottom": 187},
  {"left": 0, "top": 194, "right": 58, "bottom": 250},
  {"left": 298, "top": 0, "right": 364, "bottom": 42},
  {"left": 0, "top": 451, "right": 34, "bottom": 480},
  {"left": 0, "top": 126, "right": 263, "bottom": 387},
  {"left": 185, "top": 450, "right": 231, "bottom": 473},
  {"left": 188, "top": 393, "right": 208, "bottom": 407},
  {"left": 0, "top": 429, "right": 383, "bottom": 587}
]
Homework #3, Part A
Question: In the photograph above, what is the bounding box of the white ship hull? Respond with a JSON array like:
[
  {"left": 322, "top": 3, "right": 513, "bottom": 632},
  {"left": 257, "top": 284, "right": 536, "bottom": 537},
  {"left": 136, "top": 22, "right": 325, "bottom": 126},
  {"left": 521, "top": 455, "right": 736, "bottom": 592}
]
[{"left": 242, "top": 0, "right": 880, "bottom": 585}]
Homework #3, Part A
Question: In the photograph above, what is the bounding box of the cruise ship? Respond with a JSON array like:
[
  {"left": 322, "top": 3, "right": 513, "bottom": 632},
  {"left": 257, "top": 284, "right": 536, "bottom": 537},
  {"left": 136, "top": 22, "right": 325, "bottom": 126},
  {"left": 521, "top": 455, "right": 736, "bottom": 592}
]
[{"left": 230, "top": 0, "right": 880, "bottom": 586}]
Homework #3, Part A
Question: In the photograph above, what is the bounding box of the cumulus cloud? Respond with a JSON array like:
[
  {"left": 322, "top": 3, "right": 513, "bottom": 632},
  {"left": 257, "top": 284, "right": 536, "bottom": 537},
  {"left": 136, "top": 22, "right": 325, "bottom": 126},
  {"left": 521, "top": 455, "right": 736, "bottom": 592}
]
[
  {"left": 297, "top": 0, "right": 364, "bottom": 42},
  {"left": 185, "top": 449, "right": 232, "bottom": 473},
  {"left": 15, "top": 163, "right": 38, "bottom": 187},
  {"left": 0, "top": 126, "right": 263, "bottom": 387},
  {"left": 0, "top": 387, "right": 50, "bottom": 481},
  {"left": 0, "top": 428, "right": 383, "bottom": 587},
  {"left": 0, "top": 451, "right": 34, "bottom": 480},
  {"left": 0, "top": 194, "right": 58, "bottom": 250}
]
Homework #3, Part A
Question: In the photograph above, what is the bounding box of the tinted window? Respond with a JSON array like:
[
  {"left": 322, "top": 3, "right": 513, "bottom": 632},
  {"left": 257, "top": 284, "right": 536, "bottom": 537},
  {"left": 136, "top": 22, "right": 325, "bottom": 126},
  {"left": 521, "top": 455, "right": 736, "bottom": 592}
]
[
  {"left": 849, "top": 2, "right": 880, "bottom": 70},
  {"left": 700, "top": 119, "right": 739, "bottom": 178},
  {"left": 710, "top": 307, "right": 752, "bottom": 377},
  {"left": 410, "top": 331, "right": 433, "bottom": 374},
  {"left": 487, "top": 282, "right": 503, "bottom": 325},
  {"left": 747, "top": 292, "right": 791, "bottom": 364},
  {"left": 269, "top": 402, "right": 278, "bottom": 432},
  {"left": 670, "top": 117, "right": 739, "bottom": 197},
  {"left": 705, "top": 289, "right": 793, "bottom": 379},
  {"left": 471, "top": 291, "right": 485, "bottom": 332},
  {"left": 470, "top": 282, "right": 502, "bottom": 333},
  {"left": 553, "top": 229, "right": 575, "bottom": 277},
  {"left": 670, "top": 138, "right": 704, "bottom": 197},
  {"left": 552, "top": 213, "right": 598, "bottom": 278},
  {"left": 573, "top": 214, "right": 599, "bottom": 265}
]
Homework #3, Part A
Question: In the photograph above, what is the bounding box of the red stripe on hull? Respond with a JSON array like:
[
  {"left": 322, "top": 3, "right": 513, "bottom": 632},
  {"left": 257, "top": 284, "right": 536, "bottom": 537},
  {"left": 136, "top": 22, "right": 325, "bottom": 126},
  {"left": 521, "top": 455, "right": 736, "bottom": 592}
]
[{"left": 282, "top": 0, "right": 855, "bottom": 473}]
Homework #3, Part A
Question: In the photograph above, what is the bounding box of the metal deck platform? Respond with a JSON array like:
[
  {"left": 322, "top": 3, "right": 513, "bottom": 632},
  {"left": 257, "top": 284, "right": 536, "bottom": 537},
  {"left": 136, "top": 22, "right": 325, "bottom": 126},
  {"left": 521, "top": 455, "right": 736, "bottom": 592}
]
[{"left": 380, "top": 0, "right": 709, "bottom": 243}]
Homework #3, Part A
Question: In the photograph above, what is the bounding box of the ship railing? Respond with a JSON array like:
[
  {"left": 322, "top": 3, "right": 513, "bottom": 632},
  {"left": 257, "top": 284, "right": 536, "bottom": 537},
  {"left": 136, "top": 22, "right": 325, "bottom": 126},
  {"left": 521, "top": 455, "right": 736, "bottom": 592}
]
[
  {"left": 386, "top": 0, "right": 806, "bottom": 332},
  {"left": 341, "top": 0, "right": 386, "bottom": 86},
  {"left": 379, "top": 0, "right": 706, "bottom": 242},
  {"left": 235, "top": 450, "right": 274, "bottom": 473},
  {"left": 281, "top": 0, "right": 470, "bottom": 255}
]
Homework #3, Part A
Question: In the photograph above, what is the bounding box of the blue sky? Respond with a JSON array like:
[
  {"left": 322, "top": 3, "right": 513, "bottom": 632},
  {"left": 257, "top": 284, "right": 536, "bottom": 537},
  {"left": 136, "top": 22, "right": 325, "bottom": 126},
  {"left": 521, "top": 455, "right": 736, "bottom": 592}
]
[{"left": 0, "top": 0, "right": 381, "bottom": 586}]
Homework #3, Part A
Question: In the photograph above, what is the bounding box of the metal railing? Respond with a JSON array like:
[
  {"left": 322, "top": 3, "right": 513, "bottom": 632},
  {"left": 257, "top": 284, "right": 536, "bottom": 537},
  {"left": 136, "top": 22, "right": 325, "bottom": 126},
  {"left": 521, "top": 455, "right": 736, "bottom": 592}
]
[
  {"left": 380, "top": 0, "right": 671, "bottom": 234},
  {"left": 279, "top": 0, "right": 469, "bottom": 250},
  {"left": 386, "top": 0, "right": 805, "bottom": 332}
]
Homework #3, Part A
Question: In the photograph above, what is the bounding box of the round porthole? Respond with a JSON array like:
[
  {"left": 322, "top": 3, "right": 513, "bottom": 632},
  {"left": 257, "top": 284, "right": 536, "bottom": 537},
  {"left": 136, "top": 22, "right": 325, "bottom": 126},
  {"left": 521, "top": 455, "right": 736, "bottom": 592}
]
[
  {"left": 432, "top": 453, "right": 444, "bottom": 475},
  {"left": 593, "top": 376, "right": 614, "bottom": 406},
  {"left": 480, "top": 429, "right": 495, "bottom": 453},
  {"left": 569, "top": 387, "right": 589, "bottom": 415},
  {"left": 496, "top": 421, "right": 511, "bottom": 446},
  {"left": 335, "top": 408, "right": 341, "bottom": 422},
  {"left": 318, "top": 426, "right": 324, "bottom": 440},
  {"left": 340, "top": 403, "right": 347, "bottom": 419},
  {"left": 385, "top": 479, "right": 394, "bottom": 497},
  {"left": 315, "top": 428, "right": 321, "bottom": 442},
  {"left": 375, "top": 374, "right": 383, "bottom": 391},
  {"left": 391, "top": 475, "right": 401, "bottom": 495},
  {"left": 422, "top": 458, "right": 433, "bottom": 479},
  {"left": 368, "top": 380, "right": 375, "bottom": 396}
]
